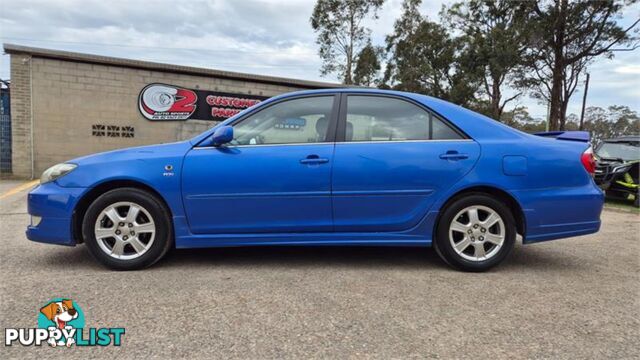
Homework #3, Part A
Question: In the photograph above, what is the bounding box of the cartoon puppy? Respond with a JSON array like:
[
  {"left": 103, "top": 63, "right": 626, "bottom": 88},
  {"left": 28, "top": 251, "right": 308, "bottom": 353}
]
[{"left": 40, "top": 299, "right": 78, "bottom": 347}]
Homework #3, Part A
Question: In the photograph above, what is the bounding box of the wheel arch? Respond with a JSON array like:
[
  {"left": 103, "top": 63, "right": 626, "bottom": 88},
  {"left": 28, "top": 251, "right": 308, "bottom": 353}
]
[
  {"left": 435, "top": 185, "right": 526, "bottom": 238},
  {"left": 72, "top": 179, "right": 172, "bottom": 244}
]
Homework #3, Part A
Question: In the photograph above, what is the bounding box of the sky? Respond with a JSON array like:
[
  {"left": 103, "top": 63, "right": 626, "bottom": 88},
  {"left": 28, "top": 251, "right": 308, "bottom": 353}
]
[{"left": 1, "top": 0, "right": 639, "bottom": 120}]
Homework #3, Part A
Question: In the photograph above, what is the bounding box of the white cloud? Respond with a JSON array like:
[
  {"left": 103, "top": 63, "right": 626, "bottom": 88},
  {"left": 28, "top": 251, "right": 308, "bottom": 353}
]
[{"left": 614, "top": 65, "right": 640, "bottom": 74}]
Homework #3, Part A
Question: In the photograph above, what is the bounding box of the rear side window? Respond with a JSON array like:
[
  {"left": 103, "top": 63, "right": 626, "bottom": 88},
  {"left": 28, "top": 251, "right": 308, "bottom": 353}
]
[{"left": 345, "top": 95, "right": 463, "bottom": 141}]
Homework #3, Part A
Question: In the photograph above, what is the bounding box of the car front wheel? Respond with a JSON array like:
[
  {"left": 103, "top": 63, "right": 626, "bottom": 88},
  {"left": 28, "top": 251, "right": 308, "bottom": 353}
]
[
  {"left": 434, "top": 194, "right": 516, "bottom": 272},
  {"left": 82, "top": 188, "right": 173, "bottom": 270}
]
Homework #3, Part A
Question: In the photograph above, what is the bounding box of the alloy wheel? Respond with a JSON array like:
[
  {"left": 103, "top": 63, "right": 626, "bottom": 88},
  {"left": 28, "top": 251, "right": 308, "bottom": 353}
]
[
  {"left": 94, "top": 201, "right": 156, "bottom": 260},
  {"left": 448, "top": 205, "right": 505, "bottom": 262}
]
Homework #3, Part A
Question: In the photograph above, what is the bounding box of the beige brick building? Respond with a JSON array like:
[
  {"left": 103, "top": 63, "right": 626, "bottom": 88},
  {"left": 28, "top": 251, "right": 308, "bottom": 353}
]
[{"left": 3, "top": 44, "right": 339, "bottom": 179}]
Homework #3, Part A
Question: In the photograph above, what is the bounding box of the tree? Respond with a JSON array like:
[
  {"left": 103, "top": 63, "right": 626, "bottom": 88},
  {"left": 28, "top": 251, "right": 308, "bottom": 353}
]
[
  {"left": 353, "top": 42, "right": 382, "bottom": 86},
  {"left": 310, "top": 0, "right": 384, "bottom": 84},
  {"left": 492, "top": 106, "right": 548, "bottom": 133},
  {"left": 563, "top": 105, "right": 640, "bottom": 145},
  {"left": 383, "top": 0, "right": 479, "bottom": 107},
  {"left": 445, "top": 0, "right": 529, "bottom": 120},
  {"left": 382, "top": 0, "right": 426, "bottom": 92},
  {"left": 518, "top": 0, "right": 639, "bottom": 130},
  {"left": 521, "top": 50, "right": 590, "bottom": 130}
]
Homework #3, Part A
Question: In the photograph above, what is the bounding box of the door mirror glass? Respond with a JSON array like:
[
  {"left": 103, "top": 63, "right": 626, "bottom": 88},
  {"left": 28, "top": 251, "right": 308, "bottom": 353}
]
[{"left": 211, "top": 125, "right": 234, "bottom": 146}]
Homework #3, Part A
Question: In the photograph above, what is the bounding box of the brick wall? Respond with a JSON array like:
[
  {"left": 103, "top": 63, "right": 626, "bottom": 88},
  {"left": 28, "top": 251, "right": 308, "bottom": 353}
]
[
  {"left": 9, "top": 54, "right": 33, "bottom": 178},
  {"left": 10, "top": 53, "right": 308, "bottom": 178}
]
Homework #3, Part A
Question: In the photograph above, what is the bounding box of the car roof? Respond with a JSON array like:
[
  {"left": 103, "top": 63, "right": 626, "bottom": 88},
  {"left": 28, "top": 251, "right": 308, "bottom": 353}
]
[
  {"left": 191, "top": 88, "right": 529, "bottom": 144},
  {"left": 274, "top": 88, "right": 527, "bottom": 141}
]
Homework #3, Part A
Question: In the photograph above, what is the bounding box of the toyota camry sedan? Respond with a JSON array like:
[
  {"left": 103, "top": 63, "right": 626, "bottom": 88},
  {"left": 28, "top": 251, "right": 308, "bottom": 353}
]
[{"left": 27, "top": 89, "right": 604, "bottom": 271}]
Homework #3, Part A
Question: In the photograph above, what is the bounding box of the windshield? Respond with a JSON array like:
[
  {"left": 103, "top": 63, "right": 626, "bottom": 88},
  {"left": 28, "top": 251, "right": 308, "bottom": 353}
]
[{"left": 596, "top": 141, "right": 640, "bottom": 161}]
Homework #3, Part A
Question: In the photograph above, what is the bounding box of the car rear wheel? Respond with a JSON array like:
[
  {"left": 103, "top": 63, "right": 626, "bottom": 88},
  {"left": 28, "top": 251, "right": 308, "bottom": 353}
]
[
  {"left": 434, "top": 194, "right": 516, "bottom": 272},
  {"left": 82, "top": 188, "right": 173, "bottom": 270}
]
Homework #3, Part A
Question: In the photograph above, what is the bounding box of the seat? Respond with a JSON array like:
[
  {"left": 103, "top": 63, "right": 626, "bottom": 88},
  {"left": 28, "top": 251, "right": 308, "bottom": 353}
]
[
  {"left": 346, "top": 121, "right": 354, "bottom": 141},
  {"left": 315, "top": 116, "right": 328, "bottom": 142}
]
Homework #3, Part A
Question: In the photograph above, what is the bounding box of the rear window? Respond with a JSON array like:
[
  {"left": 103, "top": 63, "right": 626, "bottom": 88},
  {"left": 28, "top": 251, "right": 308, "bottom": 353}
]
[{"left": 345, "top": 96, "right": 463, "bottom": 142}]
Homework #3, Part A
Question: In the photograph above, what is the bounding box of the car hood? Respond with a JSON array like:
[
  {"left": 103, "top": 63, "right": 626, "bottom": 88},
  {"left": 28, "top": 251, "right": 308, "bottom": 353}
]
[
  {"left": 54, "top": 141, "right": 193, "bottom": 188},
  {"left": 68, "top": 141, "right": 192, "bottom": 166}
]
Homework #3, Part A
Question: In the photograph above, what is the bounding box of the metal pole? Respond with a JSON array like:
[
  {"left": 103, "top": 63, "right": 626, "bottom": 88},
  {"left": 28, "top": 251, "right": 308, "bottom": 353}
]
[
  {"left": 545, "top": 101, "right": 550, "bottom": 132},
  {"left": 579, "top": 73, "right": 590, "bottom": 131}
]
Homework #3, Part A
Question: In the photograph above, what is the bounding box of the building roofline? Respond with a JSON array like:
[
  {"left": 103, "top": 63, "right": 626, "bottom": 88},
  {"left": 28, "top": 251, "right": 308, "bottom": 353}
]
[{"left": 3, "top": 43, "right": 343, "bottom": 89}]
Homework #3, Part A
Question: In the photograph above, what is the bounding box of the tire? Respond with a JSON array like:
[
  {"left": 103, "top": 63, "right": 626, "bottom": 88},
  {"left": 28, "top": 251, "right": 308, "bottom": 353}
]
[
  {"left": 82, "top": 188, "right": 173, "bottom": 270},
  {"left": 434, "top": 193, "right": 516, "bottom": 272}
]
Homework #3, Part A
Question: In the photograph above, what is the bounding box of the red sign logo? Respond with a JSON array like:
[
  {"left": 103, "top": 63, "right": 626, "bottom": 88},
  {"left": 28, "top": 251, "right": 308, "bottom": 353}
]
[{"left": 139, "top": 84, "right": 197, "bottom": 120}]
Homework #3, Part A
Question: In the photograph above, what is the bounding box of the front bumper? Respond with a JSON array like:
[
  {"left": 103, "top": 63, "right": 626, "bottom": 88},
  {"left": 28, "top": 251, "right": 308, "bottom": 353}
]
[{"left": 26, "top": 182, "right": 87, "bottom": 246}]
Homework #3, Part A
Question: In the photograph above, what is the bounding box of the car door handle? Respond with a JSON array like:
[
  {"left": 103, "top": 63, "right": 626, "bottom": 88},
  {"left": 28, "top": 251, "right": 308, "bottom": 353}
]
[
  {"left": 439, "top": 151, "right": 469, "bottom": 161},
  {"left": 300, "top": 155, "right": 329, "bottom": 164}
]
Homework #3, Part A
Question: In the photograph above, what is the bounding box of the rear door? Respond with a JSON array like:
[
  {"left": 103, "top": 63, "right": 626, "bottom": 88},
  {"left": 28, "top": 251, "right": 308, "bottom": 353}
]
[{"left": 331, "top": 94, "right": 480, "bottom": 232}]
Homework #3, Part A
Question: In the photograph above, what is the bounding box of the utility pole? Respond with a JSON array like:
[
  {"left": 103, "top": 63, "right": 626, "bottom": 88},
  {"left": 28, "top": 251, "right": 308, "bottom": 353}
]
[
  {"left": 579, "top": 73, "right": 590, "bottom": 131},
  {"left": 545, "top": 101, "right": 550, "bottom": 132}
]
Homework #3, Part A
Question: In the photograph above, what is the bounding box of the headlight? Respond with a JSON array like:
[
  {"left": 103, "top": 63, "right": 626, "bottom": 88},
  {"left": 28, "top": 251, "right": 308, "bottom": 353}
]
[{"left": 40, "top": 163, "right": 77, "bottom": 184}]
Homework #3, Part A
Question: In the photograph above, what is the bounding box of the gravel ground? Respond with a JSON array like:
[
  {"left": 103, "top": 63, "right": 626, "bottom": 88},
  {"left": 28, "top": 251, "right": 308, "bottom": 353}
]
[{"left": 1, "top": 180, "right": 638, "bottom": 359}]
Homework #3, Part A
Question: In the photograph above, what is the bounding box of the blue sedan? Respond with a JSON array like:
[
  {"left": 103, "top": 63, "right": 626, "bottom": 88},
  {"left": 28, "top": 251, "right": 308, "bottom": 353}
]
[{"left": 27, "top": 89, "right": 603, "bottom": 271}]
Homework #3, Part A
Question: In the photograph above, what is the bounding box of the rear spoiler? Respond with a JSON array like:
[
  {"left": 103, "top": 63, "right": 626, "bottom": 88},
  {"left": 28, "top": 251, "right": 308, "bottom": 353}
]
[{"left": 533, "top": 131, "right": 590, "bottom": 142}]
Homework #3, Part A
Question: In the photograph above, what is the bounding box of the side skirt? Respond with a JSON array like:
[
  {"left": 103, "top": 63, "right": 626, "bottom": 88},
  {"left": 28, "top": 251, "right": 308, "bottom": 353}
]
[{"left": 173, "top": 211, "right": 439, "bottom": 249}]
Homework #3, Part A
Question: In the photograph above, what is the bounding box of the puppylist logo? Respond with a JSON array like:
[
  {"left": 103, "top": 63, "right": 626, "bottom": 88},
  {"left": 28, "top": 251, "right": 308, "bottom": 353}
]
[{"left": 5, "top": 298, "right": 125, "bottom": 347}]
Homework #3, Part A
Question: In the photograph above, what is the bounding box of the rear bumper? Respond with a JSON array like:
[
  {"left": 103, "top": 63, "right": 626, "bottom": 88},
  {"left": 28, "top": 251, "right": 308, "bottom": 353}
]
[
  {"left": 523, "top": 220, "right": 601, "bottom": 243},
  {"left": 26, "top": 182, "right": 86, "bottom": 246},
  {"left": 515, "top": 183, "right": 604, "bottom": 244}
]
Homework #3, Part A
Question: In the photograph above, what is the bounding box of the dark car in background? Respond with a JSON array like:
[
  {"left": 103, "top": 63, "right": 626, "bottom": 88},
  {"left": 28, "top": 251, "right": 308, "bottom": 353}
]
[{"left": 594, "top": 136, "right": 640, "bottom": 207}]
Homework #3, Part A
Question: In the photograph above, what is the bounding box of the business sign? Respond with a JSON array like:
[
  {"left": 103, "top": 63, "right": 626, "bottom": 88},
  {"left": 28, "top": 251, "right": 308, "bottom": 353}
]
[{"left": 138, "top": 83, "right": 268, "bottom": 121}]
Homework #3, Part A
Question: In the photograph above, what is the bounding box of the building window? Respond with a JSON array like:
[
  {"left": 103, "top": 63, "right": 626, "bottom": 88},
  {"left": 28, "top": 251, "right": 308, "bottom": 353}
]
[
  {"left": 121, "top": 126, "right": 135, "bottom": 138},
  {"left": 107, "top": 125, "right": 120, "bottom": 137},
  {"left": 92, "top": 124, "right": 105, "bottom": 137},
  {"left": 93, "top": 124, "right": 134, "bottom": 138}
]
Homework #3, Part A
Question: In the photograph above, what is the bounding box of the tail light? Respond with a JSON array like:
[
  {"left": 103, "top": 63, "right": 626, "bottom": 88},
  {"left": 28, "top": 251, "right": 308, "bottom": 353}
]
[{"left": 581, "top": 146, "right": 596, "bottom": 175}]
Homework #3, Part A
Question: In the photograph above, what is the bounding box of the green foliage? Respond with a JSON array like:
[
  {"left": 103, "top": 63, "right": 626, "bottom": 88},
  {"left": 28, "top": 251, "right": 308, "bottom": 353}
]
[
  {"left": 353, "top": 43, "right": 382, "bottom": 86},
  {"left": 383, "top": 0, "right": 479, "bottom": 107},
  {"left": 516, "top": 0, "right": 639, "bottom": 130},
  {"left": 500, "top": 106, "right": 545, "bottom": 132},
  {"left": 444, "top": 0, "right": 529, "bottom": 120},
  {"left": 310, "top": 0, "right": 384, "bottom": 84},
  {"left": 310, "top": 0, "right": 638, "bottom": 130},
  {"left": 573, "top": 106, "right": 640, "bottom": 146},
  {"left": 501, "top": 105, "right": 640, "bottom": 143}
]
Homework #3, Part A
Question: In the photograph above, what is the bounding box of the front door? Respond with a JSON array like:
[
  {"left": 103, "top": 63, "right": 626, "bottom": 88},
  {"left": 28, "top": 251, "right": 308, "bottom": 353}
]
[
  {"left": 331, "top": 94, "right": 480, "bottom": 232},
  {"left": 182, "top": 95, "right": 339, "bottom": 234}
]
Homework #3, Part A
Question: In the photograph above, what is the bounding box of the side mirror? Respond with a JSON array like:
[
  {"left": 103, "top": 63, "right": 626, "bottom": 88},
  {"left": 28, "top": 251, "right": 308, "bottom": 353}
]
[{"left": 211, "top": 125, "right": 233, "bottom": 146}]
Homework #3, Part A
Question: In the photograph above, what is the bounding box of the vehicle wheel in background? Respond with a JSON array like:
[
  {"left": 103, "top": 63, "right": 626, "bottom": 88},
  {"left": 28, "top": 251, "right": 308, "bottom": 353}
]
[
  {"left": 82, "top": 188, "right": 173, "bottom": 270},
  {"left": 434, "top": 193, "right": 516, "bottom": 272}
]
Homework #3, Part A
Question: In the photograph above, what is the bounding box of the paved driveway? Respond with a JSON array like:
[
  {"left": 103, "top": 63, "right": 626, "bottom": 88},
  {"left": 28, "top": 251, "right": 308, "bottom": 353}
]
[{"left": 1, "top": 181, "right": 638, "bottom": 359}]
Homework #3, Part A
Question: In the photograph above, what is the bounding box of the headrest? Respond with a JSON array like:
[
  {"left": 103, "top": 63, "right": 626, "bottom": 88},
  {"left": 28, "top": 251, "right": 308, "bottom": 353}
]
[
  {"left": 346, "top": 121, "right": 354, "bottom": 141},
  {"left": 316, "top": 116, "right": 328, "bottom": 136}
]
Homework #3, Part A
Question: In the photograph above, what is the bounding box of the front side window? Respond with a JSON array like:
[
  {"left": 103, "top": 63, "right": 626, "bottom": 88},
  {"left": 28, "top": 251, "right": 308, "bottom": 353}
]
[
  {"left": 231, "top": 96, "right": 334, "bottom": 146},
  {"left": 345, "top": 95, "right": 463, "bottom": 141}
]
